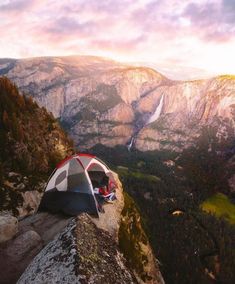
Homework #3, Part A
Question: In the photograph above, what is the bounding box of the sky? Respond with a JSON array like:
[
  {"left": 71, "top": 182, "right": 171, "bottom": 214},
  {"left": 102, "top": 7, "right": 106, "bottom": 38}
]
[{"left": 0, "top": 0, "right": 235, "bottom": 79}]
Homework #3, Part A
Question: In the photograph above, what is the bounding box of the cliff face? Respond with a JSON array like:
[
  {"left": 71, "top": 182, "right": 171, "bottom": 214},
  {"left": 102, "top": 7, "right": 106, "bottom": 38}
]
[
  {"left": 0, "top": 57, "right": 167, "bottom": 149},
  {"left": 136, "top": 76, "right": 235, "bottom": 151},
  {"left": 1, "top": 57, "right": 234, "bottom": 152}
]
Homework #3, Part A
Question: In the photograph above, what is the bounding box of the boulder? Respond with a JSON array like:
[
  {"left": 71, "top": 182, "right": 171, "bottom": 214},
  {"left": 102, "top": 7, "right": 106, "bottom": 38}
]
[
  {"left": 0, "top": 215, "right": 18, "bottom": 243},
  {"left": 0, "top": 212, "right": 72, "bottom": 284},
  {"left": 0, "top": 230, "right": 42, "bottom": 284},
  {"left": 17, "top": 190, "right": 43, "bottom": 217},
  {"left": 8, "top": 172, "right": 21, "bottom": 178},
  {"left": 17, "top": 220, "right": 79, "bottom": 284},
  {"left": 6, "top": 230, "right": 42, "bottom": 262},
  {"left": 17, "top": 183, "right": 25, "bottom": 190}
]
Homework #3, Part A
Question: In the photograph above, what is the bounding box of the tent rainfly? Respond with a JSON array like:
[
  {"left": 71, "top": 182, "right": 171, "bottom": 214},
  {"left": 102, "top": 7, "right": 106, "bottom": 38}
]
[{"left": 39, "top": 153, "right": 115, "bottom": 217}]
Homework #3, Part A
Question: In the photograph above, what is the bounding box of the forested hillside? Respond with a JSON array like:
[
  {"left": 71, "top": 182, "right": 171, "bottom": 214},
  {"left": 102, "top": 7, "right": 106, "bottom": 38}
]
[
  {"left": 91, "top": 139, "right": 235, "bottom": 283},
  {"left": 0, "top": 77, "right": 74, "bottom": 215}
]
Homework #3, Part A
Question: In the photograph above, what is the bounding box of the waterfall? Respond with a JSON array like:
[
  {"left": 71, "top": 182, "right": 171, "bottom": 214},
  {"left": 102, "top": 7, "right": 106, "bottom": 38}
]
[
  {"left": 127, "top": 137, "right": 134, "bottom": 151},
  {"left": 147, "top": 94, "right": 164, "bottom": 124}
]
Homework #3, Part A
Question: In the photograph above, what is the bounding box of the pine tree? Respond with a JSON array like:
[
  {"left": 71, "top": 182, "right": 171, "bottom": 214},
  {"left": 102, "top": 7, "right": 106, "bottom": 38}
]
[{"left": 2, "top": 110, "right": 10, "bottom": 130}]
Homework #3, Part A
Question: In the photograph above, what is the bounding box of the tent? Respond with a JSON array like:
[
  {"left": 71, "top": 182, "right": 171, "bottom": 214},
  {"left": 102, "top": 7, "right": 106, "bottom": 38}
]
[{"left": 39, "top": 153, "right": 115, "bottom": 217}]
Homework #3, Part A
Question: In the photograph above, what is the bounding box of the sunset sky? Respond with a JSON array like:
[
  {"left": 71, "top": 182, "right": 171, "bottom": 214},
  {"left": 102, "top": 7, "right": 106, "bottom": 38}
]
[{"left": 0, "top": 0, "right": 235, "bottom": 79}]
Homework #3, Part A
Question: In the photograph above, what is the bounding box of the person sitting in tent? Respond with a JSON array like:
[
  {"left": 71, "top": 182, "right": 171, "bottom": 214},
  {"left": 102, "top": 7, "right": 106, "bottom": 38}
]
[{"left": 94, "top": 175, "right": 116, "bottom": 203}]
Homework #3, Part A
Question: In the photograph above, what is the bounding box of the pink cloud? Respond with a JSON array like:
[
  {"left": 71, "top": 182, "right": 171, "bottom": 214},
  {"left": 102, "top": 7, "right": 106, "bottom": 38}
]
[
  {"left": 183, "top": 0, "right": 235, "bottom": 42},
  {"left": 0, "top": 0, "right": 234, "bottom": 77},
  {"left": 0, "top": 0, "right": 36, "bottom": 12}
]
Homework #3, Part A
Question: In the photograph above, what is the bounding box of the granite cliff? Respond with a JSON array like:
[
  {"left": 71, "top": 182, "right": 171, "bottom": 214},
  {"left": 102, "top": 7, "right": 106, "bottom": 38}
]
[{"left": 1, "top": 56, "right": 234, "bottom": 152}]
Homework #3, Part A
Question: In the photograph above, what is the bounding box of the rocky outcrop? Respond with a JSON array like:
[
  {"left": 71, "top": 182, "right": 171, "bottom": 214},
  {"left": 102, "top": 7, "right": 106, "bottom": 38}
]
[
  {"left": 14, "top": 173, "right": 134, "bottom": 283},
  {"left": 1, "top": 173, "right": 164, "bottom": 284},
  {"left": 17, "top": 215, "right": 136, "bottom": 284},
  {"left": 1, "top": 172, "right": 45, "bottom": 217},
  {"left": 17, "top": 218, "right": 80, "bottom": 284},
  {"left": 17, "top": 190, "right": 43, "bottom": 217},
  {"left": 136, "top": 77, "right": 235, "bottom": 151},
  {"left": 0, "top": 212, "right": 72, "bottom": 284},
  {"left": 17, "top": 210, "right": 164, "bottom": 284},
  {"left": 76, "top": 214, "right": 136, "bottom": 283},
  {"left": 92, "top": 173, "right": 164, "bottom": 283},
  {"left": 18, "top": 217, "right": 79, "bottom": 283},
  {"left": 0, "top": 228, "right": 43, "bottom": 284}
]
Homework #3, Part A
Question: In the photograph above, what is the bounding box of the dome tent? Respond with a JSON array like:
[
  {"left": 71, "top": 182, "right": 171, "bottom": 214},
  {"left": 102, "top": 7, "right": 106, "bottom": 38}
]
[{"left": 39, "top": 153, "right": 114, "bottom": 217}]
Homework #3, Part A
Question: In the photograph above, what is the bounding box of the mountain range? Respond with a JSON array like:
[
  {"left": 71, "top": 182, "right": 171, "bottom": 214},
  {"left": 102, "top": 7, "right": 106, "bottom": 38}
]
[{"left": 1, "top": 56, "right": 234, "bottom": 152}]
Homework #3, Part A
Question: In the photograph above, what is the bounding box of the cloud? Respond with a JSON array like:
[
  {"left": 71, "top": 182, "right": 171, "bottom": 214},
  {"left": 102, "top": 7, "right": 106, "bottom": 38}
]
[
  {"left": 90, "top": 34, "right": 146, "bottom": 54},
  {"left": 222, "top": 0, "right": 235, "bottom": 23},
  {"left": 0, "top": 0, "right": 234, "bottom": 77},
  {"left": 43, "top": 17, "right": 96, "bottom": 38},
  {"left": 0, "top": 0, "right": 35, "bottom": 12},
  {"left": 183, "top": 0, "right": 235, "bottom": 42}
]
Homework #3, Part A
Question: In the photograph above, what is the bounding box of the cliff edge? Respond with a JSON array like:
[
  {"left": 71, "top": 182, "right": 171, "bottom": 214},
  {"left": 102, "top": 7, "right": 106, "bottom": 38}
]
[{"left": 16, "top": 174, "right": 164, "bottom": 284}]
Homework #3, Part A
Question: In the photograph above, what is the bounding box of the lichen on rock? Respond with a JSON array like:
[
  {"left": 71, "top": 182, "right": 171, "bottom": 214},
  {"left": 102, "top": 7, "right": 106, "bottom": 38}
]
[
  {"left": 17, "top": 219, "right": 79, "bottom": 284},
  {"left": 76, "top": 214, "right": 136, "bottom": 283},
  {"left": 17, "top": 215, "right": 137, "bottom": 284}
]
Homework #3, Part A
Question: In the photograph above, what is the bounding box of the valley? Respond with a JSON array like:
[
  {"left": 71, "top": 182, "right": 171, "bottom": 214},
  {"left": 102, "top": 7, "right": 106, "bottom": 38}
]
[{"left": 90, "top": 142, "right": 235, "bottom": 283}]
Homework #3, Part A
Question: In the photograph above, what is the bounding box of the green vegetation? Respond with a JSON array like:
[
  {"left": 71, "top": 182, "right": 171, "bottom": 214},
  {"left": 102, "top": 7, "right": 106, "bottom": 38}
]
[
  {"left": 117, "top": 166, "right": 160, "bottom": 183},
  {"left": 159, "top": 139, "right": 183, "bottom": 147},
  {"left": 80, "top": 83, "right": 122, "bottom": 113},
  {"left": 174, "top": 129, "right": 186, "bottom": 135},
  {"left": 149, "top": 116, "right": 167, "bottom": 131},
  {"left": 72, "top": 108, "right": 96, "bottom": 122},
  {"left": 92, "top": 132, "right": 235, "bottom": 283},
  {"left": 98, "top": 120, "right": 123, "bottom": 126},
  {"left": 218, "top": 74, "right": 235, "bottom": 81},
  {"left": 119, "top": 192, "right": 151, "bottom": 282},
  {"left": 201, "top": 193, "right": 235, "bottom": 224}
]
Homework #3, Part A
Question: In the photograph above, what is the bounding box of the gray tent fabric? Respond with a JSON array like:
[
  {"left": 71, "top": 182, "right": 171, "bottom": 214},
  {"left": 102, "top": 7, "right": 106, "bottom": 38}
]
[
  {"left": 39, "top": 154, "right": 113, "bottom": 217},
  {"left": 55, "top": 171, "right": 67, "bottom": 185},
  {"left": 67, "top": 173, "right": 90, "bottom": 193},
  {"left": 39, "top": 192, "right": 99, "bottom": 216}
]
